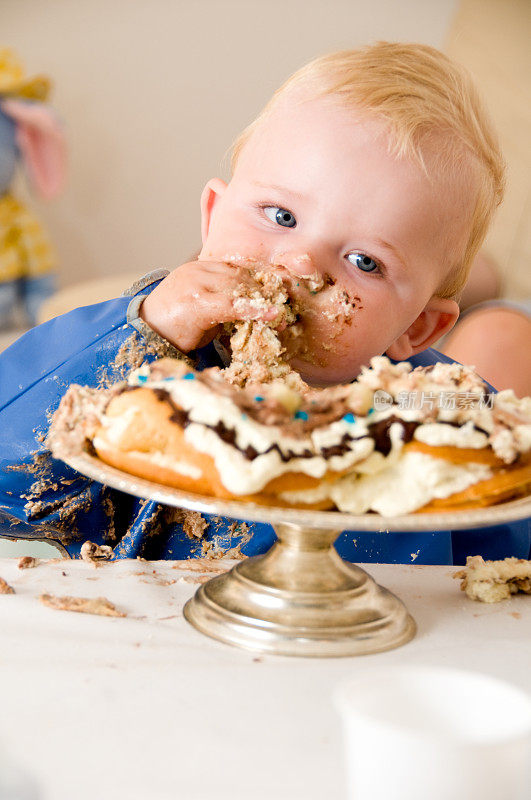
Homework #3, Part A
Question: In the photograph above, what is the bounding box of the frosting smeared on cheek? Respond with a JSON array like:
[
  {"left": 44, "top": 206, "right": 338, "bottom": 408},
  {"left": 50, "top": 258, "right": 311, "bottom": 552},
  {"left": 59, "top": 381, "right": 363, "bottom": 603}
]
[{"left": 286, "top": 276, "right": 363, "bottom": 365}]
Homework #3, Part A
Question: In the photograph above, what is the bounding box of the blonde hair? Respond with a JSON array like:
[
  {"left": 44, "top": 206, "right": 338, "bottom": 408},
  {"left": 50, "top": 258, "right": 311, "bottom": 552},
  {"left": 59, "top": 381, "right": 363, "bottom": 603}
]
[{"left": 231, "top": 42, "right": 505, "bottom": 299}]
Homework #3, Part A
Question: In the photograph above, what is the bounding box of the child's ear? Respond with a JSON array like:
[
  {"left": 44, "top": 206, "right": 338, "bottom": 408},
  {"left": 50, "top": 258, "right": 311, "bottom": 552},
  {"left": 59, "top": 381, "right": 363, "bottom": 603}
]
[
  {"left": 386, "top": 296, "right": 460, "bottom": 361},
  {"left": 200, "top": 178, "right": 228, "bottom": 243}
]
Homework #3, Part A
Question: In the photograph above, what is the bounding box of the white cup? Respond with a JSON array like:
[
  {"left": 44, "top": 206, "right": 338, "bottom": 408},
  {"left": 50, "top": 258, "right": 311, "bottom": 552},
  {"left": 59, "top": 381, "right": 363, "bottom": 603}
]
[{"left": 335, "top": 666, "right": 531, "bottom": 800}]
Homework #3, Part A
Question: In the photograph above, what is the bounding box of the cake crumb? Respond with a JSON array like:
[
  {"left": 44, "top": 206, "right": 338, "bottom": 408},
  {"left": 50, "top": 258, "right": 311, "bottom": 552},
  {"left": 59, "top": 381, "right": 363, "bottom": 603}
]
[
  {"left": 80, "top": 541, "right": 114, "bottom": 564},
  {"left": 182, "top": 511, "right": 208, "bottom": 540},
  {"left": 0, "top": 577, "right": 15, "bottom": 594},
  {"left": 139, "top": 569, "right": 177, "bottom": 586},
  {"left": 172, "top": 558, "right": 229, "bottom": 573},
  {"left": 222, "top": 268, "right": 308, "bottom": 391},
  {"left": 40, "top": 593, "right": 126, "bottom": 617},
  {"left": 18, "top": 556, "right": 38, "bottom": 569},
  {"left": 179, "top": 574, "right": 212, "bottom": 584},
  {"left": 455, "top": 555, "right": 531, "bottom": 603}
]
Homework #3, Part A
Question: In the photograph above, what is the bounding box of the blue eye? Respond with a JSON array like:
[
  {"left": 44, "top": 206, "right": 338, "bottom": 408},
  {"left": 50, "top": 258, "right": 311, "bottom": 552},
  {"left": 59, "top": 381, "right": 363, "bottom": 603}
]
[
  {"left": 347, "top": 253, "right": 379, "bottom": 273},
  {"left": 264, "top": 206, "right": 297, "bottom": 228}
]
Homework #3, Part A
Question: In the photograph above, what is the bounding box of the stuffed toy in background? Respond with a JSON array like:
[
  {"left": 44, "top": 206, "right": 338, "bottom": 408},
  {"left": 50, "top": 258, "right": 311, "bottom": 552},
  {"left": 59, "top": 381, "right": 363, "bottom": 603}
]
[{"left": 0, "top": 48, "right": 67, "bottom": 329}]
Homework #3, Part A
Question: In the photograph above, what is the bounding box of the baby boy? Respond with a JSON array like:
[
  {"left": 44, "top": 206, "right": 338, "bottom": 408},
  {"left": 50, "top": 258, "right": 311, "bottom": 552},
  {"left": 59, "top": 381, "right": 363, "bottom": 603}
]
[
  {"left": 1, "top": 42, "right": 519, "bottom": 565},
  {"left": 141, "top": 42, "right": 504, "bottom": 386}
]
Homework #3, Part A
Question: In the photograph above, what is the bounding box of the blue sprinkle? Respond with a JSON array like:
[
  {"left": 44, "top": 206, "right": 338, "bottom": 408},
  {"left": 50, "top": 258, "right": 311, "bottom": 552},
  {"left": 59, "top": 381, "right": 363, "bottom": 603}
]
[
  {"left": 162, "top": 376, "right": 175, "bottom": 382},
  {"left": 183, "top": 372, "right": 195, "bottom": 380},
  {"left": 343, "top": 412, "right": 356, "bottom": 423},
  {"left": 368, "top": 407, "right": 375, "bottom": 416},
  {"left": 241, "top": 413, "right": 247, "bottom": 420},
  {"left": 254, "top": 395, "right": 264, "bottom": 402},
  {"left": 294, "top": 410, "right": 308, "bottom": 420},
  {"left": 137, "top": 374, "right": 148, "bottom": 384}
]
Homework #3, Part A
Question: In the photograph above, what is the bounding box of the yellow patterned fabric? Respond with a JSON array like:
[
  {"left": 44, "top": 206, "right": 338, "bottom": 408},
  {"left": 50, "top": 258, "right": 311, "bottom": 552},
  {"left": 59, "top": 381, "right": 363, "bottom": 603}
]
[
  {"left": 0, "top": 194, "right": 55, "bottom": 282},
  {"left": 0, "top": 48, "right": 50, "bottom": 101}
]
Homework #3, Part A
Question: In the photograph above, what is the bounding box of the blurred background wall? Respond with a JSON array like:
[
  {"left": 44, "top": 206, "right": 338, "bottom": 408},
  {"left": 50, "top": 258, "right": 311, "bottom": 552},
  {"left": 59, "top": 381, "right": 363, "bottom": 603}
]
[
  {"left": 446, "top": 0, "right": 531, "bottom": 300},
  {"left": 3, "top": 0, "right": 459, "bottom": 291}
]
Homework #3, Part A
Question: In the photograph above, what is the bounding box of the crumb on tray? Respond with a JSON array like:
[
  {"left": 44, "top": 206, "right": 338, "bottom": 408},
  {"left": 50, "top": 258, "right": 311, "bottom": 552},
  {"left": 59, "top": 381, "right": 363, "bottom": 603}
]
[
  {"left": 0, "top": 577, "right": 15, "bottom": 594},
  {"left": 454, "top": 555, "right": 531, "bottom": 603},
  {"left": 39, "top": 593, "right": 126, "bottom": 617}
]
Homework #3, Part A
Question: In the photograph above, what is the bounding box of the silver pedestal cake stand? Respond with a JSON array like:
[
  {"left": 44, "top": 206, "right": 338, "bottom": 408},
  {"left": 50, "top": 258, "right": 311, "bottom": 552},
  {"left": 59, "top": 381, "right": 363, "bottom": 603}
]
[{"left": 58, "top": 450, "right": 531, "bottom": 658}]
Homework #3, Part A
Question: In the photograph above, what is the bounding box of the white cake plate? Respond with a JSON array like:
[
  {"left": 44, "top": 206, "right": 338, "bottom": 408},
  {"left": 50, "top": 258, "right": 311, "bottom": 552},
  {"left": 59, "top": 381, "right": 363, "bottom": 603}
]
[{"left": 57, "top": 449, "right": 531, "bottom": 658}]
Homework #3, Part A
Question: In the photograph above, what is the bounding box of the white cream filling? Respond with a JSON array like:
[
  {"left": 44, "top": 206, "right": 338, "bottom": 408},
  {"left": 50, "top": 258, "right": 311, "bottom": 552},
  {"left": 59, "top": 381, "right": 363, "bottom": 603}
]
[
  {"left": 414, "top": 421, "right": 488, "bottom": 449},
  {"left": 514, "top": 424, "right": 531, "bottom": 452},
  {"left": 328, "top": 452, "right": 493, "bottom": 516},
  {"left": 183, "top": 423, "right": 374, "bottom": 495},
  {"left": 279, "top": 423, "right": 406, "bottom": 504}
]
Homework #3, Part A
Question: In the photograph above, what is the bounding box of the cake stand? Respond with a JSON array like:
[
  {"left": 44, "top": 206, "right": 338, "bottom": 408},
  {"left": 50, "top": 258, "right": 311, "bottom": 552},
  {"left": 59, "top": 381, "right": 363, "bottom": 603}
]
[{"left": 56, "top": 449, "right": 531, "bottom": 658}]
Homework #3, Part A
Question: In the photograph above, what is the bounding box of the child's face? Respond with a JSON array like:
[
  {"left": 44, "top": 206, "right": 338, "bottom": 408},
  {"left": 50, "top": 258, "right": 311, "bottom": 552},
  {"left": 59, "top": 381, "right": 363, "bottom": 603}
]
[{"left": 199, "top": 94, "right": 466, "bottom": 384}]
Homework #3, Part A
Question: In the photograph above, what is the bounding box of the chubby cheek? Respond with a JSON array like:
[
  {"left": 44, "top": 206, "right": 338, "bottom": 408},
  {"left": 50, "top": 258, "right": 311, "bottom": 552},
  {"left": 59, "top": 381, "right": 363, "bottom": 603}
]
[
  {"left": 290, "top": 314, "right": 388, "bottom": 383},
  {"left": 293, "top": 284, "right": 364, "bottom": 364},
  {"left": 290, "top": 282, "right": 410, "bottom": 381}
]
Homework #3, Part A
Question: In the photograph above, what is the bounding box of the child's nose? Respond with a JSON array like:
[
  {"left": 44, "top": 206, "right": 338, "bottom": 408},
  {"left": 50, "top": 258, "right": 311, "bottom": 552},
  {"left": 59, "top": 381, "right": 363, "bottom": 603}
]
[{"left": 274, "top": 250, "right": 320, "bottom": 278}]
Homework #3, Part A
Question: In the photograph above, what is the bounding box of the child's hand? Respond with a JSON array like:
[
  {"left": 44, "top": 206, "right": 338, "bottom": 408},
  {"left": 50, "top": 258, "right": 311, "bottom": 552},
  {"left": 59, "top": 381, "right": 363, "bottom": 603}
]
[{"left": 139, "top": 261, "right": 281, "bottom": 352}]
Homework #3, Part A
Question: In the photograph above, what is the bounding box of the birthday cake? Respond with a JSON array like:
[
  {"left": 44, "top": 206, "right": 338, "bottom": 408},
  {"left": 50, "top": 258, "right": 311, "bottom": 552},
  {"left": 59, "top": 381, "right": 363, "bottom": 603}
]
[{"left": 48, "top": 354, "right": 531, "bottom": 515}]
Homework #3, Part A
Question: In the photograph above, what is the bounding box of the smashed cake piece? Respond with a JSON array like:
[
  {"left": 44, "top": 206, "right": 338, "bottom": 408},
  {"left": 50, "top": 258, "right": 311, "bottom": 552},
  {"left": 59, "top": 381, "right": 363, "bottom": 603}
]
[
  {"left": 0, "top": 577, "right": 15, "bottom": 594},
  {"left": 40, "top": 593, "right": 126, "bottom": 617},
  {"left": 18, "top": 556, "right": 38, "bottom": 569},
  {"left": 454, "top": 555, "right": 531, "bottom": 603},
  {"left": 46, "top": 381, "right": 117, "bottom": 457},
  {"left": 223, "top": 268, "right": 308, "bottom": 391},
  {"left": 80, "top": 541, "right": 114, "bottom": 564}
]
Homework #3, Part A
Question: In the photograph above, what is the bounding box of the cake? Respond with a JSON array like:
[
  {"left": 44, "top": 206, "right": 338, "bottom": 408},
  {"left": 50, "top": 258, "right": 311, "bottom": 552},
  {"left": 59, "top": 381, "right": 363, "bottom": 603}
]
[{"left": 48, "top": 354, "right": 531, "bottom": 515}]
